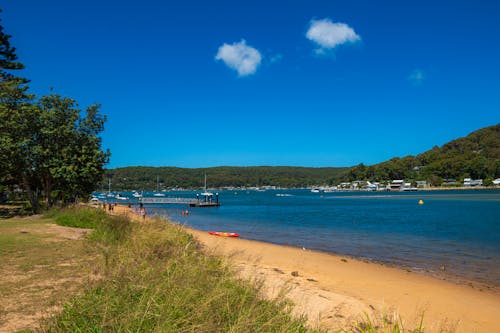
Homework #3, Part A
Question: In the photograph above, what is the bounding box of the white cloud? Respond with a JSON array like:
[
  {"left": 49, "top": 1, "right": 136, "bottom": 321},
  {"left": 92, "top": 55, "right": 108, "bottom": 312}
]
[
  {"left": 215, "top": 40, "right": 262, "bottom": 76},
  {"left": 408, "top": 69, "right": 425, "bottom": 85},
  {"left": 306, "top": 18, "right": 360, "bottom": 54}
]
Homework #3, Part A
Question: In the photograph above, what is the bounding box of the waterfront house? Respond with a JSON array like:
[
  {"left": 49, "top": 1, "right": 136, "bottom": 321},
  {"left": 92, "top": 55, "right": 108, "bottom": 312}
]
[
  {"left": 389, "top": 180, "right": 405, "bottom": 191},
  {"left": 443, "top": 179, "right": 458, "bottom": 186},
  {"left": 416, "top": 180, "right": 428, "bottom": 188},
  {"left": 464, "top": 178, "right": 483, "bottom": 186}
]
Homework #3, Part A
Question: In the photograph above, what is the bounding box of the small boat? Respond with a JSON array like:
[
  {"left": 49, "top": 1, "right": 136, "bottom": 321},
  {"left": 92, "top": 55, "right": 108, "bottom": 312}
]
[
  {"left": 189, "top": 174, "right": 220, "bottom": 207},
  {"left": 116, "top": 194, "right": 129, "bottom": 200},
  {"left": 208, "top": 231, "right": 240, "bottom": 237},
  {"left": 153, "top": 192, "right": 166, "bottom": 197},
  {"left": 132, "top": 191, "right": 142, "bottom": 198}
]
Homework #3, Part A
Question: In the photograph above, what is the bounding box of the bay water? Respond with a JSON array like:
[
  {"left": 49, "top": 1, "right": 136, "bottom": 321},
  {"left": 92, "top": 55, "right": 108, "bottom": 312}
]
[{"left": 109, "top": 189, "right": 500, "bottom": 286}]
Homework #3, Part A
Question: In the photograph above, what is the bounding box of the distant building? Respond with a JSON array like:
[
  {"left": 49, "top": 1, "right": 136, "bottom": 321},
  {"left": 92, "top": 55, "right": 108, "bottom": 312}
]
[
  {"left": 389, "top": 180, "right": 405, "bottom": 191},
  {"left": 464, "top": 178, "right": 483, "bottom": 186},
  {"left": 364, "top": 182, "right": 378, "bottom": 191},
  {"left": 442, "top": 179, "right": 458, "bottom": 186},
  {"left": 416, "top": 180, "right": 428, "bottom": 188}
]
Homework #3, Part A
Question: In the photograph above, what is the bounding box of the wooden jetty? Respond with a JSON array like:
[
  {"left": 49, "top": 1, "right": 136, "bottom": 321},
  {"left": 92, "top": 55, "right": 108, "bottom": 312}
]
[
  {"left": 140, "top": 196, "right": 221, "bottom": 207},
  {"left": 141, "top": 197, "right": 198, "bottom": 205},
  {"left": 188, "top": 201, "right": 220, "bottom": 208}
]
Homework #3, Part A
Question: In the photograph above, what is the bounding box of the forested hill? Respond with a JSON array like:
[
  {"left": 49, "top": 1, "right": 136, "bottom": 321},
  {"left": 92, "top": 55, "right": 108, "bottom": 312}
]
[
  {"left": 102, "top": 166, "right": 349, "bottom": 190},
  {"left": 103, "top": 124, "right": 499, "bottom": 190},
  {"left": 346, "top": 123, "right": 500, "bottom": 185}
]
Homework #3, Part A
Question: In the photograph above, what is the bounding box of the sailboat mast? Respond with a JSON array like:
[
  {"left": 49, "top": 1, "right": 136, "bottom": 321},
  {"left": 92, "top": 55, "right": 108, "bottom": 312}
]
[{"left": 204, "top": 174, "right": 207, "bottom": 190}]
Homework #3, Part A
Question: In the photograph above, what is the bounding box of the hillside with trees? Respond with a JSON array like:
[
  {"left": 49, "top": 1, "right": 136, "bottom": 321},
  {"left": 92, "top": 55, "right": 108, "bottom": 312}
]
[
  {"left": 0, "top": 11, "right": 110, "bottom": 212},
  {"left": 101, "top": 166, "right": 348, "bottom": 190},
  {"left": 103, "top": 124, "right": 499, "bottom": 190},
  {"left": 346, "top": 124, "right": 500, "bottom": 186}
]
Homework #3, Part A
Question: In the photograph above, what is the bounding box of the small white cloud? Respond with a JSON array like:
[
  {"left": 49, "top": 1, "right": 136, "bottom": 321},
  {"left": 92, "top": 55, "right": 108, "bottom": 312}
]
[
  {"left": 306, "top": 18, "right": 360, "bottom": 54},
  {"left": 215, "top": 40, "right": 262, "bottom": 76},
  {"left": 408, "top": 69, "right": 425, "bottom": 85}
]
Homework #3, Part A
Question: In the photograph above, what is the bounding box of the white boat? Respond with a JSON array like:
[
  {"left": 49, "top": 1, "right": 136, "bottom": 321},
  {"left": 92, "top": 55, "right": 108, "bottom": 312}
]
[
  {"left": 153, "top": 175, "right": 165, "bottom": 196},
  {"left": 189, "top": 174, "right": 220, "bottom": 207},
  {"left": 116, "top": 194, "right": 129, "bottom": 200},
  {"left": 310, "top": 188, "right": 320, "bottom": 193},
  {"left": 132, "top": 191, "right": 142, "bottom": 198}
]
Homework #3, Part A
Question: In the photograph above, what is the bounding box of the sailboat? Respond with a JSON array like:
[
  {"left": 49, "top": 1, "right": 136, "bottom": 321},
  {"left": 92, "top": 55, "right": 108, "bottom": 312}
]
[
  {"left": 153, "top": 175, "right": 166, "bottom": 197},
  {"left": 106, "top": 178, "right": 115, "bottom": 197},
  {"left": 189, "top": 174, "right": 220, "bottom": 207}
]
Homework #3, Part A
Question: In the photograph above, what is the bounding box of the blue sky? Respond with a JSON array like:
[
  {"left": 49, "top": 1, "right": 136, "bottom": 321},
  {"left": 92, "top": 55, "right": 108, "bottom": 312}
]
[{"left": 3, "top": 0, "right": 499, "bottom": 168}]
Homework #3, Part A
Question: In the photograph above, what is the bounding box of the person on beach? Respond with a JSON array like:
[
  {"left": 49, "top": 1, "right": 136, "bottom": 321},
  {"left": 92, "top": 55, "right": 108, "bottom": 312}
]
[{"left": 139, "top": 203, "right": 146, "bottom": 220}]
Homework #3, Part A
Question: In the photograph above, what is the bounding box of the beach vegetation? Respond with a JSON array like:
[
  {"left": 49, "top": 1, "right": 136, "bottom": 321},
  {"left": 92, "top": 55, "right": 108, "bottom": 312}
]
[{"left": 41, "top": 206, "right": 315, "bottom": 332}]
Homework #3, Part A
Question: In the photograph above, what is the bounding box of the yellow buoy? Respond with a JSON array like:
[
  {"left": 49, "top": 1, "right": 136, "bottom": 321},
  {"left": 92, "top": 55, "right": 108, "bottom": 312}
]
[{"left": 418, "top": 199, "right": 424, "bottom": 205}]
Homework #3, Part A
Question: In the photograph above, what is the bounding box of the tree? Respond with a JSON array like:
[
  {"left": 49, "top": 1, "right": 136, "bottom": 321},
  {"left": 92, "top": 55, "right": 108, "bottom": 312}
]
[
  {"left": 0, "top": 12, "right": 40, "bottom": 210},
  {"left": 1, "top": 12, "right": 110, "bottom": 211},
  {"left": 36, "top": 94, "right": 110, "bottom": 206}
]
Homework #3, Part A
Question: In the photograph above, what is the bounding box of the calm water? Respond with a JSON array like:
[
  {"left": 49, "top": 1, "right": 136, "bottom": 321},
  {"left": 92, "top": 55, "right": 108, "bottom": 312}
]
[{"left": 106, "top": 189, "right": 500, "bottom": 286}]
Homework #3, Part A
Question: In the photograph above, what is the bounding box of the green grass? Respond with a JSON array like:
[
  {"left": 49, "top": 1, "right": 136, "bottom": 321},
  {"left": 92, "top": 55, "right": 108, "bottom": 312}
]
[
  {"left": 41, "top": 207, "right": 315, "bottom": 332},
  {"left": 14, "top": 207, "right": 450, "bottom": 333},
  {"left": 0, "top": 215, "right": 99, "bottom": 332},
  {"left": 47, "top": 206, "right": 131, "bottom": 245}
]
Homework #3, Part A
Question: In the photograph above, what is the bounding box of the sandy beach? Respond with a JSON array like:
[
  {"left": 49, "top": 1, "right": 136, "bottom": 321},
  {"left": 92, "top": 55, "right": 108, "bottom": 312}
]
[{"left": 115, "top": 205, "right": 500, "bottom": 332}]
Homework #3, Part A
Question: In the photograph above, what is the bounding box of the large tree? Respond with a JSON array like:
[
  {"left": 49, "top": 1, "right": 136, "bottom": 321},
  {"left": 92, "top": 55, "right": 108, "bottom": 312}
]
[
  {"left": 0, "top": 12, "right": 41, "bottom": 209},
  {"left": 36, "top": 94, "right": 110, "bottom": 206},
  {"left": 0, "top": 11, "right": 110, "bottom": 211}
]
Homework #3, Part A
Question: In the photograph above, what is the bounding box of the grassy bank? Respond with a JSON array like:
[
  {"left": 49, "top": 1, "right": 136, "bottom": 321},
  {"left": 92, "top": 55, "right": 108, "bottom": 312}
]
[
  {"left": 1, "top": 207, "right": 443, "bottom": 332},
  {"left": 0, "top": 214, "right": 98, "bottom": 332},
  {"left": 42, "top": 206, "right": 314, "bottom": 332}
]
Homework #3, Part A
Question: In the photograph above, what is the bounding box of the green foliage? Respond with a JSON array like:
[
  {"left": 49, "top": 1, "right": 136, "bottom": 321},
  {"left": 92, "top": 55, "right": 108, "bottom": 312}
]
[
  {"left": 42, "top": 209, "right": 314, "bottom": 332},
  {"left": 343, "top": 310, "right": 457, "bottom": 333},
  {"left": 48, "top": 206, "right": 130, "bottom": 245},
  {"left": 102, "top": 166, "right": 348, "bottom": 190},
  {"left": 36, "top": 94, "right": 110, "bottom": 205},
  {"left": 346, "top": 124, "right": 500, "bottom": 184},
  {"left": 0, "top": 14, "right": 110, "bottom": 212}
]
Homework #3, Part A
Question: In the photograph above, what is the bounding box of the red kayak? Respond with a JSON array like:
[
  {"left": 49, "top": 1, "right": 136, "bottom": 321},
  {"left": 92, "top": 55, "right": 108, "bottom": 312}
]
[{"left": 208, "top": 231, "right": 240, "bottom": 237}]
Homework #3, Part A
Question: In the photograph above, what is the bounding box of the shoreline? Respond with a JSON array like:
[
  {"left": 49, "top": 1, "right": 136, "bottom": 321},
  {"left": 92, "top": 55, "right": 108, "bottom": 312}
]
[
  {"left": 112, "top": 204, "right": 500, "bottom": 332},
  {"left": 185, "top": 226, "right": 500, "bottom": 332}
]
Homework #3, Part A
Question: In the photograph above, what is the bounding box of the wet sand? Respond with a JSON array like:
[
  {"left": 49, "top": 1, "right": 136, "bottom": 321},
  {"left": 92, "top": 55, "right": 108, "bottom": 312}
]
[{"left": 113, "top": 204, "right": 500, "bottom": 332}]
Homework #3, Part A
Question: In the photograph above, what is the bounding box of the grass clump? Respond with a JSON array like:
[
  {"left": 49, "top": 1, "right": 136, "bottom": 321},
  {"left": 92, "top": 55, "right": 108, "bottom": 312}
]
[
  {"left": 42, "top": 208, "right": 314, "bottom": 332},
  {"left": 47, "top": 205, "right": 131, "bottom": 245},
  {"left": 346, "top": 311, "right": 456, "bottom": 333}
]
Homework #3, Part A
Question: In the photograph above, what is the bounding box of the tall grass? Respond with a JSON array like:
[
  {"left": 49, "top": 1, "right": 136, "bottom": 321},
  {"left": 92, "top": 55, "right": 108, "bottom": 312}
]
[
  {"left": 42, "top": 207, "right": 314, "bottom": 332},
  {"left": 47, "top": 206, "right": 131, "bottom": 244},
  {"left": 42, "top": 207, "right": 446, "bottom": 333}
]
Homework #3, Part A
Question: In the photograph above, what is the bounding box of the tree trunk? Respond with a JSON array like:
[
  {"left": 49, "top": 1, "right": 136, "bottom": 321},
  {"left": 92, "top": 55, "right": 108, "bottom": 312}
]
[
  {"left": 44, "top": 176, "right": 53, "bottom": 208},
  {"left": 22, "top": 173, "right": 38, "bottom": 213}
]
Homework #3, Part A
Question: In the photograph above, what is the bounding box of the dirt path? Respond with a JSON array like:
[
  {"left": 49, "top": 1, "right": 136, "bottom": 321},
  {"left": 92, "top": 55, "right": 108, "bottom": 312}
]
[{"left": 0, "top": 216, "right": 97, "bottom": 333}]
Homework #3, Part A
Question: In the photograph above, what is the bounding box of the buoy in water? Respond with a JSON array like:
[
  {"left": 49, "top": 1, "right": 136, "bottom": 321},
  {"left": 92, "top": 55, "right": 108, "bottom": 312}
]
[{"left": 418, "top": 199, "right": 424, "bottom": 205}]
